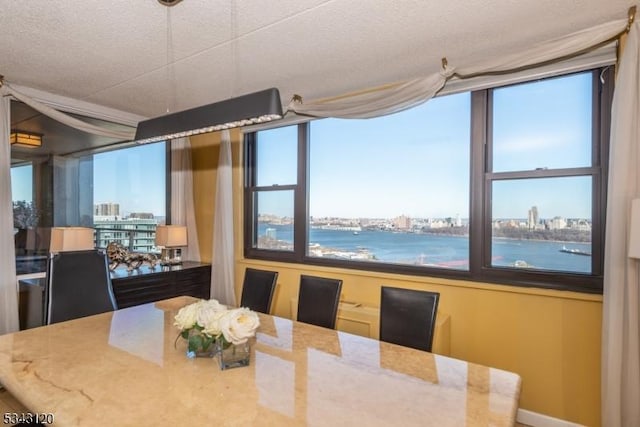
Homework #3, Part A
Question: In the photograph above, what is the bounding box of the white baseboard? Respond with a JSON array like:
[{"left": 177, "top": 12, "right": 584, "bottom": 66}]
[{"left": 517, "top": 409, "right": 586, "bottom": 427}]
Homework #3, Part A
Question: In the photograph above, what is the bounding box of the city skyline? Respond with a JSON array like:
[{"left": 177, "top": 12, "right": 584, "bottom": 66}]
[{"left": 261, "top": 211, "right": 592, "bottom": 227}]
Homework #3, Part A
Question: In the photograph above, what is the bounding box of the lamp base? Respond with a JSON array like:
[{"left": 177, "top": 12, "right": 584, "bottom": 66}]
[{"left": 160, "top": 248, "right": 183, "bottom": 266}]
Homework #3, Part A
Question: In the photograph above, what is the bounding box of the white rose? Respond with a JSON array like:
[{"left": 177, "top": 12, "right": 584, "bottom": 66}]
[
  {"left": 200, "top": 310, "right": 228, "bottom": 337},
  {"left": 201, "top": 299, "right": 227, "bottom": 312},
  {"left": 174, "top": 301, "right": 202, "bottom": 330},
  {"left": 219, "top": 308, "right": 260, "bottom": 345}
]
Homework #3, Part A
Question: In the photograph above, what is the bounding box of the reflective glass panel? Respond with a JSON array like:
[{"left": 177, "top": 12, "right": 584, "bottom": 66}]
[
  {"left": 491, "top": 176, "right": 592, "bottom": 273},
  {"left": 492, "top": 73, "right": 592, "bottom": 172}
]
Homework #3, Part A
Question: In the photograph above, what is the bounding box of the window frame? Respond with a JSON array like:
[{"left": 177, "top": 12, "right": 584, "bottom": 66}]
[{"left": 244, "top": 68, "right": 613, "bottom": 293}]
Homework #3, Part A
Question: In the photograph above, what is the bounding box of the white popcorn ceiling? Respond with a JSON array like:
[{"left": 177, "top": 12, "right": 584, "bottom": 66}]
[{"left": 0, "top": 0, "right": 634, "bottom": 120}]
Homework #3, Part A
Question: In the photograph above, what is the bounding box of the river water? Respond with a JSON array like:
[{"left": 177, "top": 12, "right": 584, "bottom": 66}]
[{"left": 259, "top": 224, "right": 592, "bottom": 273}]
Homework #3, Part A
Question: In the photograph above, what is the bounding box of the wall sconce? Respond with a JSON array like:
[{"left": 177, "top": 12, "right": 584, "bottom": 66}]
[
  {"left": 134, "top": 88, "right": 283, "bottom": 144},
  {"left": 155, "top": 225, "right": 187, "bottom": 265},
  {"left": 50, "top": 227, "right": 95, "bottom": 253},
  {"left": 629, "top": 198, "right": 640, "bottom": 259},
  {"left": 10, "top": 130, "right": 42, "bottom": 149}
]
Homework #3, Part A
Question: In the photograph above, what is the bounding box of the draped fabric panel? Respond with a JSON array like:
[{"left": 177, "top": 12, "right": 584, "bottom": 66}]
[
  {"left": 170, "top": 137, "right": 200, "bottom": 262},
  {"left": 210, "top": 130, "right": 235, "bottom": 306},
  {"left": 289, "top": 19, "right": 626, "bottom": 119},
  {"left": 0, "top": 83, "right": 135, "bottom": 140},
  {"left": 602, "top": 21, "right": 640, "bottom": 427},
  {"left": 0, "top": 96, "right": 20, "bottom": 335}
]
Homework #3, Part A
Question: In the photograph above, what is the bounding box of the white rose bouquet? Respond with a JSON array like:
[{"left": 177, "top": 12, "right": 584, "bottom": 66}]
[{"left": 174, "top": 299, "right": 260, "bottom": 357}]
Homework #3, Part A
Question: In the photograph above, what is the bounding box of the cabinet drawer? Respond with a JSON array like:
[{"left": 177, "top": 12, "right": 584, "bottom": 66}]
[{"left": 110, "top": 263, "right": 211, "bottom": 308}]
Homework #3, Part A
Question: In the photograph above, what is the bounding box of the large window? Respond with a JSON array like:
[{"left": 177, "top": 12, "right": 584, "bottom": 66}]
[
  {"left": 308, "top": 94, "right": 470, "bottom": 268},
  {"left": 244, "top": 68, "right": 612, "bottom": 292},
  {"left": 93, "top": 142, "right": 167, "bottom": 253},
  {"left": 12, "top": 140, "right": 168, "bottom": 274}
]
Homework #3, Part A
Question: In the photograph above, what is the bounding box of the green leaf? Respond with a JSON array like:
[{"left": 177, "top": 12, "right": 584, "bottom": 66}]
[
  {"left": 202, "top": 335, "right": 214, "bottom": 351},
  {"left": 188, "top": 333, "right": 204, "bottom": 352},
  {"left": 219, "top": 335, "right": 232, "bottom": 350}
]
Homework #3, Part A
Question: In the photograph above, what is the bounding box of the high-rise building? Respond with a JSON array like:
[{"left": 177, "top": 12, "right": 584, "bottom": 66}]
[
  {"left": 527, "top": 206, "right": 539, "bottom": 230},
  {"left": 94, "top": 202, "right": 120, "bottom": 216},
  {"left": 394, "top": 214, "right": 411, "bottom": 230}
]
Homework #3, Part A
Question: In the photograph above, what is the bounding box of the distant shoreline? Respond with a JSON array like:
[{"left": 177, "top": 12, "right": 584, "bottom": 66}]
[{"left": 328, "top": 227, "right": 592, "bottom": 245}]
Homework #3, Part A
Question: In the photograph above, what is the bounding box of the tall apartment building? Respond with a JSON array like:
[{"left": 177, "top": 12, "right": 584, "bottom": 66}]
[
  {"left": 94, "top": 202, "right": 120, "bottom": 217},
  {"left": 528, "top": 206, "right": 539, "bottom": 230},
  {"left": 394, "top": 214, "right": 412, "bottom": 230}
]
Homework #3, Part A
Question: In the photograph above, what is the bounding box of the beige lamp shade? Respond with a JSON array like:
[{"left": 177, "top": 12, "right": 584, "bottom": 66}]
[
  {"left": 155, "top": 225, "right": 188, "bottom": 247},
  {"left": 50, "top": 227, "right": 95, "bottom": 252},
  {"left": 10, "top": 131, "right": 42, "bottom": 149},
  {"left": 629, "top": 199, "right": 640, "bottom": 259}
]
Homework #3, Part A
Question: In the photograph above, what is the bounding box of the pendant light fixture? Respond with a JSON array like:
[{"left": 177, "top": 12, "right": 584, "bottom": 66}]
[{"left": 135, "top": 0, "right": 283, "bottom": 144}]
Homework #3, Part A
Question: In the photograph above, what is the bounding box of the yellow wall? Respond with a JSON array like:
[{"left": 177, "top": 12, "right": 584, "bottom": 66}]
[{"left": 190, "top": 131, "right": 603, "bottom": 427}]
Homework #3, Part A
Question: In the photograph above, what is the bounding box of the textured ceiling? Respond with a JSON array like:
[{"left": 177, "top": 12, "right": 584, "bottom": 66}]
[{"left": 0, "top": 0, "right": 635, "bottom": 123}]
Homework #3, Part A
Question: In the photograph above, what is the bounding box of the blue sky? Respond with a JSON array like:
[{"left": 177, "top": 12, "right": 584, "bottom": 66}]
[
  {"left": 11, "top": 72, "right": 593, "bottom": 222},
  {"left": 257, "top": 71, "right": 593, "bottom": 220},
  {"left": 93, "top": 142, "right": 166, "bottom": 216},
  {"left": 11, "top": 142, "right": 167, "bottom": 217},
  {"left": 10, "top": 164, "right": 32, "bottom": 202}
]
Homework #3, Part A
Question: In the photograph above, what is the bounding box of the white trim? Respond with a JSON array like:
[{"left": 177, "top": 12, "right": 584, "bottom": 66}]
[
  {"left": 16, "top": 272, "right": 46, "bottom": 280},
  {"left": 517, "top": 409, "right": 587, "bottom": 427},
  {"left": 8, "top": 84, "right": 146, "bottom": 127}
]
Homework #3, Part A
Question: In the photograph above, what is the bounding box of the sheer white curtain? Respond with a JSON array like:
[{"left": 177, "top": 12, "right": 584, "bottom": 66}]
[
  {"left": 289, "top": 19, "right": 626, "bottom": 119},
  {"left": 602, "top": 21, "right": 640, "bottom": 427},
  {"left": 210, "top": 130, "right": 235, "bottom": 306},
  {"left": 171, "top": 137, "right": 200, "bottom": 261},
  {"left": 0, "top": 83, "right": 134, "bottom": 140},
  {"left": 0, "top": 96, "right": 20, "bottom": 335}
]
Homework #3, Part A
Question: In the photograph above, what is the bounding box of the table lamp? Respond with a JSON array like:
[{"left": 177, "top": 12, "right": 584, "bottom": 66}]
[
  {"left": 50, "top": 227, "right": 95, "bottom": 252},
  {"left": 155, "top": 225, "right": 187, "bottom": 265}
]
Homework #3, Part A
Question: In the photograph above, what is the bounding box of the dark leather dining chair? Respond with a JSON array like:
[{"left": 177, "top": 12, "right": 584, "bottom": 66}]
[
  {"left": 239, "top": 268, "right": 278, "bottom": 314},
  {"left": 45, "top": 250, "right": 118, "bottom": 324},
  {"left": 297, "top": 275, "right": 343, "bottom": 329},
  {"left": 379, "top": 286, "right": 440, "bottom": 352}
]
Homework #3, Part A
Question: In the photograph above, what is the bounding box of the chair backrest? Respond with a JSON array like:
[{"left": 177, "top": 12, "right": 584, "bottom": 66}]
[
  {"left": 379, "top": 286, "right": 440, "bottom": 352},
  {"left": 45, "top": 250, "right": 118, "bottom": 324},
  {"left": 297, "top": 275, "right": 343, "bottom": 329},
  {"left": 239, "top": 268, "right": 278, "bottom": 313}
]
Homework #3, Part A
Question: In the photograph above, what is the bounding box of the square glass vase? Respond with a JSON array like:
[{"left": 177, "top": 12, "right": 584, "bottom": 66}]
[
  {"left": 185, "top": 329, "right": 217, "bottom": 359},
  {"left": 217, "top": 340, "right": 251, "bottom": 370}
]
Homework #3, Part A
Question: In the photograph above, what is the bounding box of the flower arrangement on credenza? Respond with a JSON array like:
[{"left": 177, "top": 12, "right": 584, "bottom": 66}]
[{"left": 174, "top": 299, "right": 260, "bottom": 369}]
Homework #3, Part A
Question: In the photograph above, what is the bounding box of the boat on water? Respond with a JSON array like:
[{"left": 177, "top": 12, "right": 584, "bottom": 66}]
[{"left": 559, "top": 245, "right": 591, "bottom": 256}]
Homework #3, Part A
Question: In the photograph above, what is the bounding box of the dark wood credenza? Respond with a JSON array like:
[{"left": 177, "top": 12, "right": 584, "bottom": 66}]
[
  {"left": 18, "top": 261, "right": 211, "bottom": 329},
  {"left": 110, "top": 261, "right": 211, "bottom": 308}
]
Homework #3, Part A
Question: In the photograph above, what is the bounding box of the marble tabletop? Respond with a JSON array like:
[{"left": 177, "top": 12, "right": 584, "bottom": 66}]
[{"left": 0, "top": 296, "right": 521, "bottom": 426}]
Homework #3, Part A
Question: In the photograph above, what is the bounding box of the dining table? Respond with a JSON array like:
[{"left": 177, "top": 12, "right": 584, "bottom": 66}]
[{"left": 0, "top": 296, "right": 521, "bottom": 426}]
